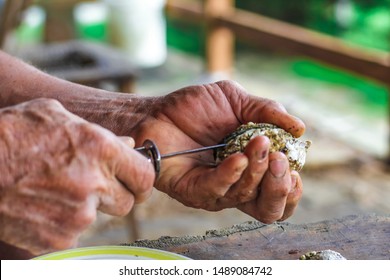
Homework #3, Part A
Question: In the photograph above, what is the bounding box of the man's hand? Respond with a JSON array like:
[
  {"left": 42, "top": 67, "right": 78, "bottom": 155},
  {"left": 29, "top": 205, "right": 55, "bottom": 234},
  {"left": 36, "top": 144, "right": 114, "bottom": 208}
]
[
  {"left": 0, "top": 99, "right": 155, "bottom": 256},
  {"left": 132, "top": 80, "right": 305, "bottom": 223}
]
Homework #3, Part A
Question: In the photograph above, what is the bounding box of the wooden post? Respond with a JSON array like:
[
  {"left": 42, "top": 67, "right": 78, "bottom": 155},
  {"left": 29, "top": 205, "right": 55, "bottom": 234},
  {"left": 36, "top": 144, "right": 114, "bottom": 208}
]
[
  {"left": 119, "top": 78, "right": 136, "bottom": 94},
  {"left": 204, "top": 0, "right": 235, "bottom": 76},
  {"left": 38, "top": 0, "right": 78, "bottom": 42},
  {"left": 38, "top": 0, "right": 94, "bottom": 42}
]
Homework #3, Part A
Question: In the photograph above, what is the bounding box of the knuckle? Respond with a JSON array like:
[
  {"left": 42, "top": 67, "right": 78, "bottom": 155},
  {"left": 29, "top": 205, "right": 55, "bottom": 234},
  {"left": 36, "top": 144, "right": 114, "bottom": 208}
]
[
  {"left": 77, "top": 209, "right": 97, "bottom": 227},
  {"left": 77, "top": 122, "right": 117, "bottom": 154},
  {"left": 42, "top": 98, "right": 63, "bottom": 108},
  {"left": 276, "top": 184, "right": 290, "bottom": 198},
  {"left": 212, "top": 189, "right": 227, "bottom": 199},
  {"left": 218, "top": 79, "right": 240, "bottom": 87},
  {"left": 237, "top": 189, "right": 257, "bottom": 202},
  {"left": 29, "top": 98, "right": 63, "bottom": 109},
  {"left": 267, "top": 99, "right": 285, "bottom": 112},
  {"left": 77, "top": 122, "right": 101, "bottom": 138},
  {"left": 118, "top": 198, "right": 135, "bottom": 216},
  {"left": 209, "top": 183, "right": 231, "bottom": 199},
  {"left": 69, "top": 207, "right": 97, "bottom": 231},
  {"left": 216, "top": 80, "right": 246, "bottom": 93}
]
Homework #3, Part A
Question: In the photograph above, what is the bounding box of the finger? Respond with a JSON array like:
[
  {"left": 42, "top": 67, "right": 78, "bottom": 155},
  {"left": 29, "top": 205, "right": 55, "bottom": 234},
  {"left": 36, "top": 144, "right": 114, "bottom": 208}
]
[
  {"left": 97, "top": 140, "right": 155, "bottom": 216},
  {"left": 279, "top": 171, "right": 303, "bottom": 221},
  {"left": 119, "top": 136, "right": 135, "bottom": 148},
  {"left": 97, "top": 177, "right": 136, "bottom": 216},
  {"left": 194, "top": 153, "right": 248, "bottom": 203},
  {"left": 115, "top": 145, "right": 155, "bottom": 204},
  {"left": 85, "top": 127, "right": 155, "bottom": 212},
  {"left": 252, "top": 152, "right": 291, "bottom": 223},
  {"left": 239, "top": 95, "right": 305, "bottom": 137},
  {"left": 224, "top": 136, "right": 270, "bottom": 203},
  {"left": 215, "top": 80, "right": 306, "bottom": 137},
  {"left": 259, "top": 100, "right": 305, "bottom": 137}
]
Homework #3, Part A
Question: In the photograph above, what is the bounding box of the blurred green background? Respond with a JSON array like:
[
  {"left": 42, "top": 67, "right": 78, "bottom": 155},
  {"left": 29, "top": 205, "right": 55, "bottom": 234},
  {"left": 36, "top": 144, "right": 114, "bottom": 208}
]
[
  {"left": 166, "top": 0, "right": 389, "bottom": 111},
  {"left": 168, "top": 0, "right": 390, "bottom": 53}
]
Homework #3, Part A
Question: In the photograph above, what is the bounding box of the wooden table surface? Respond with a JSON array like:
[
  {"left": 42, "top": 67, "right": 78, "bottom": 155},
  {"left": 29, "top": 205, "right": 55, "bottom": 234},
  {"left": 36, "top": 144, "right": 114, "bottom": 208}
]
[{"left": 130, "top": 214, "right": 389, "bottom": 260}]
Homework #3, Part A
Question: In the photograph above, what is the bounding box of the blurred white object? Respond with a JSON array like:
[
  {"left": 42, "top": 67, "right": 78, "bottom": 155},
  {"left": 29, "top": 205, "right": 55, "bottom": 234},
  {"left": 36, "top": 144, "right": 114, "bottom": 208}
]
[
  {"left": 335, "top": 0, "right": 355, "bottom": 28},
  {"left": 74, "top": 2, "right": 107, "bottom": 40},
  {"left": 22, "top": 5, "right": 46, "bottom": 31},
  {"left": 5, "top": 5, "right": 46, "bottom": 51},
  {"left": 75, "top": 2, "right": 107, "bottom": 26},
  {"left": 103, "top": 0, "right": 167, "bottom": 68}
]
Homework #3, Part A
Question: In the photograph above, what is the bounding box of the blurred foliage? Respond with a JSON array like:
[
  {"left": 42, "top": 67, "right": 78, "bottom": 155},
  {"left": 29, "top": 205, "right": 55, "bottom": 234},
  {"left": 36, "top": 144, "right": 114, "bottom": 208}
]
[
  {"left": 291, "top": 59, "right": 389, "bottom": 108},
  {"left": 236, "top": 0, "right": 390, "bottom": 51},
  {"left": 166, "top": 1, "right": 389, "bottom": 107},
  {"left": 168, "top": 0, "right": 390, "bottom": 52},
  {"left": 235, "top": 0, "right": 390, "bottom": 107},
  {"left": 166, "top": 17, "right": 205, "bottom": 56}
]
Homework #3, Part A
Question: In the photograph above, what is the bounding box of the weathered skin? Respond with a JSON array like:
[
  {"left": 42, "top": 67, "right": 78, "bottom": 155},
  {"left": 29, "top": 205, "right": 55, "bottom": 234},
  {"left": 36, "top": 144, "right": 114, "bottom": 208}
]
[{"left": 0, "top": 99, "right": 155, "bottom": 255}]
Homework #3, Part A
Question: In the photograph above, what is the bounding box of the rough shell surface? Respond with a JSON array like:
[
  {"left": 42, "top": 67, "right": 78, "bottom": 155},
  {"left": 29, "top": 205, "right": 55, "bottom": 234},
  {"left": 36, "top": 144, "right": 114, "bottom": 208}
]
[
  {"left": 299, "top": 250, "right": 347, "bottom": 260},
  {"left": 215, "top": 122, "right": 311, "bottom": 171}
]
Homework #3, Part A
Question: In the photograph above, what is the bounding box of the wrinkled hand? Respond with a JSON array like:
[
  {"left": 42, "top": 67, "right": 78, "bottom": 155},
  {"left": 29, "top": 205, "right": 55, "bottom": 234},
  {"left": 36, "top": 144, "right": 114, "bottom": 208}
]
[
  {"left": 133, "top": 80, "right": 305, "bottom": 223},
  {"left": 0, "top": 99, "right": 155, "bottom": 255}
]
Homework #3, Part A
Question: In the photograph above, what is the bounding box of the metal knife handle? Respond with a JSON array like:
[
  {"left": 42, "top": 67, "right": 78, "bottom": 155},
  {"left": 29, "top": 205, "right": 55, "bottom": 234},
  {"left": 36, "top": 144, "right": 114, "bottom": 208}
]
[
  {"left": 135, "top": 139, "right": 226, "bottom": 177},
  {"left": 134, "top": 139, "right": 161, "bottom": 176}
]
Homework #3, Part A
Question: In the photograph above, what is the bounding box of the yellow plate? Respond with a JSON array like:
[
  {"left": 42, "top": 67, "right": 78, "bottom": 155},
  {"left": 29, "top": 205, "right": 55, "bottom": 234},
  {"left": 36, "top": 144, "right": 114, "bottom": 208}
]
[{"left": 33, "top": 246, "right": 190, "bottom": 260}]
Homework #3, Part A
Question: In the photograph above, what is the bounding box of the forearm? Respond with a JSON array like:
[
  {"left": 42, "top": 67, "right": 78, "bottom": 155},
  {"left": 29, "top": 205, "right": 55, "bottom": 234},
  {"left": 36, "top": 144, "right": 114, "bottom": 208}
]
[{"left": 0, "top": 50, "right": 153, "bottom": 136}]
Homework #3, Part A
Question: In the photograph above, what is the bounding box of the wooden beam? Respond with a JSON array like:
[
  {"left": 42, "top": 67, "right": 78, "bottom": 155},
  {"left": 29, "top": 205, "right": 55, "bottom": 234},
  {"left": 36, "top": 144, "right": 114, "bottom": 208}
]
[
  {"left": 166, "top": 0, "right": 203, "bottom": 23},
  {"left": 219, "top": 8, "right": 390, "bottom": 85},
  {"left": 166, "top": 0, "right": 390, "bottom": 85}
]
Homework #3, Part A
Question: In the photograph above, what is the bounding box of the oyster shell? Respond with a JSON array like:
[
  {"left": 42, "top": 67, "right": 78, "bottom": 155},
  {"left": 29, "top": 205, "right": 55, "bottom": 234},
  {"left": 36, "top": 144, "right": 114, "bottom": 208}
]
[
  {"left": 299, "top": 250, "right": 347, "bottom": 260},
  {"left": 215, "top": 122, "right": 311, "bottom": 171}
]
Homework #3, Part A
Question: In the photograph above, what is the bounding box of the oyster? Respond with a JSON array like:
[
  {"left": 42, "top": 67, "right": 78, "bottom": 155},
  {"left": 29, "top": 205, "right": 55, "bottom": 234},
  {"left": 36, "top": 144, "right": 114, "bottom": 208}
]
[
  {"left": 215, "top": 122, "right": 311, "bottom": 171},
  {"left": 299, "top": 250, "right": 347, "bottom": 260}
]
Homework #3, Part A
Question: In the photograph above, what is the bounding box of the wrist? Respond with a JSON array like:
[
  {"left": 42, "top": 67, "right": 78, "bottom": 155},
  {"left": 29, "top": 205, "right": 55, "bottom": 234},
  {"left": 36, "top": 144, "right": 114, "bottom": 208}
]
[
  {"left": 70, "top": 92, "right": 156, "bottom": 136},
  {"left": 0, "top": 51, "right": 155, "bottom": 137}
]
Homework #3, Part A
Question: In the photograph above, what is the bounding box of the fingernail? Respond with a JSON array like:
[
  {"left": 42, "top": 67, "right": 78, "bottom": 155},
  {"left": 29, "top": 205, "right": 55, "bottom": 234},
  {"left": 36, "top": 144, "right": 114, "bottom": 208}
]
[
  {"left": 270, "top": 159, "right": 287, "bottom": 178},
  {"left": 256, "top": 149, "right": 268, "bottom": 162}
]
